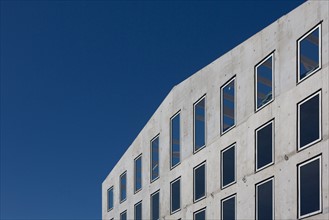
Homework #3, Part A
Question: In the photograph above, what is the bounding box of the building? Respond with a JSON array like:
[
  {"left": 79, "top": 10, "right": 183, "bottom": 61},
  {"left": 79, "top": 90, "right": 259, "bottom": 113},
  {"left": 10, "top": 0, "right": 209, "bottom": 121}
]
[{"left": 102, "top": 1, "right": 328, "bottom": 219}]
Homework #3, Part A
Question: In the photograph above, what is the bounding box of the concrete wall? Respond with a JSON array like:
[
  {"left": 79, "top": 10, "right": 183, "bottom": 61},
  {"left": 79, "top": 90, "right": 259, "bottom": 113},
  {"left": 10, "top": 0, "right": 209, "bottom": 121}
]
[{"left": 102, "top": 1, "right": 329, "bottom": 219}]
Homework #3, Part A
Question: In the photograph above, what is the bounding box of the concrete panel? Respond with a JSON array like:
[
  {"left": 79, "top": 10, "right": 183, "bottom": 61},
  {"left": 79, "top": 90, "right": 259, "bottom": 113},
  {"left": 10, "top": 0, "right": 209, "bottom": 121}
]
[{"left": 102, "top": 1, "right": 329, "bottom": 219}]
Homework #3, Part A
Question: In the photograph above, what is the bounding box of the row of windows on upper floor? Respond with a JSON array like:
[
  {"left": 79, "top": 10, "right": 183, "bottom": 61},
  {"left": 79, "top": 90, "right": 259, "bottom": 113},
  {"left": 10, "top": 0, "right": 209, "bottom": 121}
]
[
  {"left": 110, "top": 154, "right": 323, "bottom": 220},
  {"left": 106, "top": 21, "right": 323, "bottom": 216},
  {"left": 108, "top": 88, "right": 323, "bottom": 216}
]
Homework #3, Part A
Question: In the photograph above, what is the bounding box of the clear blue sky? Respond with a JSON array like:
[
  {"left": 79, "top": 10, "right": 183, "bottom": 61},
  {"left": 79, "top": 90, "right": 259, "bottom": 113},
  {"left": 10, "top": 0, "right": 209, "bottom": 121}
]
[{"left": 1, "top": 1, "right": 305, "bottom": 219}]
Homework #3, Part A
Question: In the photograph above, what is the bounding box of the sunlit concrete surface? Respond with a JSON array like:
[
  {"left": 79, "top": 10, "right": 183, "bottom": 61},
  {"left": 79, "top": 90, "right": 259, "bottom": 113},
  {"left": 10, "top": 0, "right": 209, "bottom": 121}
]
[{"left": 102, "top": 1, "right": 328, "bottom": 219}]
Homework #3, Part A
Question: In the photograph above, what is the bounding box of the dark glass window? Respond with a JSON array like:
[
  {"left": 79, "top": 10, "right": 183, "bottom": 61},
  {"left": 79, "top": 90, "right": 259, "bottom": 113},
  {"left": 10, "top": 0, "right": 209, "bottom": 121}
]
[
  {"left": 194, "top": 208, "right": 206, "bottom": 220},
  {"left": 151, "top": 191, "right": 160, "bottom": 220},
  {"left": 256, "top": 121, "right": 274, "bottom": 171},
  {"left": 256, "top": 178, "right": 273, "bottom": 220},
  {"left": 298, "top": 24, "right": 321, "bottom": 81},
  {"left": 134, "top": 155, "right": 142, "bottom": 192},
  {"left": 151, "top": 136, "right": 159, "bottom": 181},
  {"left": 134, "top": 201, "right": 142, "bottom": 220},
  {"left": 298, "top": 156, "right": 321, "bottom": 218},
  {"left": 256, "top": 54, "right": 273, "bottom": 110},
  {"left": 221, "top": 78, "right": 235, "bottom": 133},
  {"left": 194, "top": 162, "right": 206, "bottom": 202},
  {"left": 171, "top": 112, "right": 180, "bottom": 168},
  {"left": 194, "top": 97, "right": 206, "bottom": 152},
  {"left": 107, "top": 187, "right": 113, "bottom": 211},
  {"left": 120, "top": 172, "right": 127, "bottom": 202},
  {"left": 171, "top": 178, "right": 181, "bottom": 213},
  {"left": 221, "top": 195, "right": 236, "bottom": 220},
  {"left": 120, "top": 211, "right": 127, "bottom": 220},
  {"left": 221, "top": 145, "right": 235, "bottom": 188},
  {"left": 298, "top": 92, "right": 321, "bottom": 150}
]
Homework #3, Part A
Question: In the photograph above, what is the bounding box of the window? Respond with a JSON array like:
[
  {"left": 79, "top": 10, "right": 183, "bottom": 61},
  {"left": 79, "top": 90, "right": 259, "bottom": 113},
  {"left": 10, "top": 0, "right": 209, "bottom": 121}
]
[
  {"left": 151, "top": 190, "right": 160, "bottom": 220},
  {"left": 193, "top": 161, "right": 206, "bottom": 202},
  {"left": 256, "top": 177, "right": 274, "bottom": 220},
  {"left": 194, "top": 96, "right": 206, "bottom": 152},
  {"left": 134, "top": 154, "right": 142, "bottom": 193},
  {"left": 120, "top": 171, "right": 127, "bottom": 203},
  {"left": 221, "top": 194, "right": 236, "bottom": 220},
  {"left": 298, "top": 155, "right": 322, "bottom": 219},
  {"left": 170, "top": 177, "right": 181, "bottom": 214},
  {"left": 297, "top": 23, "right": 321, "bottom": 82},
  {"left": 194, "top": 207, "right": 206, "bottom": 220},
  {"left": 107, "top": 186, "right": 114, "bottom": 211},
  {"left": 221, "top": 77, "right": 236, "bottom": 134},
  {"left": 134, "top": 201, "right": 142, "bottom": 220},
  {"left": 170, "top": 112, "right": 181, "bottom": 168},
  {"left": 297, "top": 91, "right": 321, "bottom": 150},
  {"left": 221, "top": 144, "right": 236, "bottom": 188},
  {"left": 255, "top": 120, "right": 274, "bottom": 171},
  {"left": 151, "top": 136, "right": 159, "bottom": 182},
  {"left": 120, "top": 210, "right": 127, "bottom": 220},
  {"left": 255, "top": 53, "right": 274, "bottom": 110}
]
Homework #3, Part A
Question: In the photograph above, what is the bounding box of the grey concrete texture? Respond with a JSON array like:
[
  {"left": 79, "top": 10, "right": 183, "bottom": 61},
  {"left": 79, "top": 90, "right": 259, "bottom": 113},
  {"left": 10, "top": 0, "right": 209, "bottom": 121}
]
[{"left": 102, "top": 1, "right": 329, "bottom": 219}]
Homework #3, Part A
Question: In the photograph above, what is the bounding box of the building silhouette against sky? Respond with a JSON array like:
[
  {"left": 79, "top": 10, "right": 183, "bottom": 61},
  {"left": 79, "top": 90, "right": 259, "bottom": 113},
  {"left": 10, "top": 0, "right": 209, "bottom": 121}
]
[{"left": 102, "top": 1, "right": 328, "bottom": 219}]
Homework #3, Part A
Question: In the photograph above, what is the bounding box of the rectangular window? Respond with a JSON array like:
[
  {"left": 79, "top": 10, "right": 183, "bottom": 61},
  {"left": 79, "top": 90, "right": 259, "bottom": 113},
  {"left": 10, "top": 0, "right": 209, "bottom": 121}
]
[
  {"left": 256, "top": 177, "right": 274, "bottom": 220},
  {"left": 255, "top": 120, "right": 274, "bottom": 171},
  {"left": 151, "top": 190, "right": 160, "bottom": 220},
  {"left": 297, "top": 23, "right": 321, "bottom": 82},
  {"left": 120, "top": 210, "right": 127, "bottom": 220},
  {"left": 255, "top": 53, "right": 274, "bottom": 110},
  {"left": 134, "top": 154, "right": 142, "bottom": 193},
  {"left": 171, "top": 112, "right": 181, "bottom": 168},
  {"left": 151, "top": 136, "right": 160, "bottom": 182},
  {"left": 297, "top": 91, "right": 321, "bottom": 150},
  {"left": 134, "top": 201, "right": 142, "bottom": 220},
  {"left": 221, "top": 144, "right": 236, "bottom": 188},
  {"left": 194, "top": 96, "right": 206, "bottom": 152},
  {"left": 221, "top": 194, "right": 236, "bottom": 220},
  {"left": 193, "top": 161, "right": 206, "bottom": 202},
  {"left": 170, "top": 177, "right": 181, "bottom": 214},
  {"left": 298, "top": 155, "right": 322, "bottom": 219},
  {"left": 120, "top": 171, "right": 127, "bottom": 203},
  {"left": 194, "top": 207, "right": 206, "bottom": 220},
  {"left": 221, "top": 77, "right": 236, "bottom": 134},
  {"left": 107, "top": 186, "right": 114, "bottom": 211}
]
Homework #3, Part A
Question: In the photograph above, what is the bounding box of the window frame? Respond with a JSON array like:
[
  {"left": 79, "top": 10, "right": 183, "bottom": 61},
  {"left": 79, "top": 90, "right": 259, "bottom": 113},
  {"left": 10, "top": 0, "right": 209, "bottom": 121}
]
[
  {"left": 297, "top": 155, "right": 322, "bottom": 219},
  {"left": 170, "top": 110, "right": 181, "bottom": 169},
  {"left": 221, "top": 143, "right": 236, "bottom": 189},
  {"left": 193, "top": 161, "right": 207, "bottom": 203},
  {"left": 221, "top": 76, "right": 236, "bottom": 135},
  {"left": 193, "top": 95, "right": 207, "bottom": 153},
  {"left": 120, "top": 210, "right": 127, "bottom": 220},
  {"left": 151, "top": 190, "right": 160, "bottom": 220},
  {"left": 170, "top": 176, "right": 181, "bottom": 214},
  {"left": 297, "top": 90, "right": 322, "bottom": 151},
  {"left": 119, "top": 171, "right": 127, "bottom": 203},
  {"left": 150, "top": 135, "right": 160, "bottom": 183},
  {"left": 255, "top": 177, "right": 275, "bottom": 220},
  {"left": 107, "top": 186, "right": 114, "bottom": 212},
  {"left": 134, "top": 200, "right": 142, "bottom": 220},
  {"left": 134, "top": 154, "right": 142, "bottom": 193},
  {"left": 255, "top": 52, "right": 275, "bottom": 112},
  {"left": 297, "top": 22, "right": 322, "bottom": 84},
  {"left": 255, "top": 119, "right": 275, "bottom": 172},
  {"left": 193, "top": 207, "right": 206, "bottom": 220},
  {"left": 221, "top": 194, "right": 236, "bottom": 220}
]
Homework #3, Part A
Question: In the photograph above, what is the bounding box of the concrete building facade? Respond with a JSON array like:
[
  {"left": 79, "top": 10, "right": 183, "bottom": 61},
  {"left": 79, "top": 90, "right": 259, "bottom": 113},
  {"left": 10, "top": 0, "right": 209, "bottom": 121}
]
[{"left": 102, "top": 1, "right": 329, "bottom": 219}]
